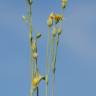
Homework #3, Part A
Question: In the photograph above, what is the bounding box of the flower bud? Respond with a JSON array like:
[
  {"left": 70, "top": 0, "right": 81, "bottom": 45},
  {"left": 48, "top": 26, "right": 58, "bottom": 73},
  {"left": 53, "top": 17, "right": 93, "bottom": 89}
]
[
  {"left": 47, "top": 18, "right": 53, "bottom": 27},
  {"left": 52, "top": 27, "right": 57, "bottom": 37},
  {"left": 36, "top": 32, "right": 41, "bottom": 39},
  {"left": 58, "top": 27, "right": 62, "bottom": 35},
  {"left": 62, "top": 0, "right": 68, "bottom": 9},
  {"left": 32, "top": 52, "right": 38, "bottom": 59},
  {"left": 22, "top": 15, "right": 26, "bottom": 22},
  {"left": 49, "top": 12, "right": 54, "bottom": 19}
]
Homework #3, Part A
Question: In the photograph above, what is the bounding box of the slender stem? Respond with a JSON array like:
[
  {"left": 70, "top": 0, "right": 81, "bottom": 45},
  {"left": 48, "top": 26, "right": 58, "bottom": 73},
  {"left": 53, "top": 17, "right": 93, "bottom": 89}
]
[
  {"left": 51, "top": 37, "right": 55, "bottom": 62},
  {"left": 51, "top": 37, "right": 55, "bottom": 96},
  {"left": 51, "top": 25, "right": 56, "bottom": 96},
  {"left": 54, "top": 35, "right": 59, "bottom": 67},
  {"left": 52, "top": 33, "right": 59, "bottom": 96},
  {"left": 46, "top": 83, "right": 48, "bottom": 96},
  {"left": 35, "top": 39, "right": 39, "bottom": 72},
  {"left": 52, "top": 71, "right": 55, "bottom": 96},
  {"left": 28, "top": 1, "right": 33, "bottom": 75},
  {"left": 37, "top": 87, "right": 39, "bottom": 96},
  {"left": 46, "top": 27, "right": 50, "bottom": 96},
  {"left": 52, "top": 56, "right": 55, "bottom": 96},
  {"left": 27, "top": 2, "right": 34, "bottom": 96}
]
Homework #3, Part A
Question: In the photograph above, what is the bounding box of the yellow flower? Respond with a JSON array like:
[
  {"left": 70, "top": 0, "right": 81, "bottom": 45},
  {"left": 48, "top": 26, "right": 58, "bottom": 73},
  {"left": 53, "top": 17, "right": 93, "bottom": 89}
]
[
  {"left": 54, "top": 14, "right": 63, "bottom": 24},
  {"left": 32, "top": 72, "right": 45, "bottom": 90},
  {"left": 32, "top": 77, "right": 39, "bottom": 87},
  {"left": 32, "top": 73, "right": 40, "bottom": 90},
  {"left": 49, "top": 12, "right": 54, "bottom": 19},
  {"left": 47, "top": 12, "right": 54, "bottom": 27}
]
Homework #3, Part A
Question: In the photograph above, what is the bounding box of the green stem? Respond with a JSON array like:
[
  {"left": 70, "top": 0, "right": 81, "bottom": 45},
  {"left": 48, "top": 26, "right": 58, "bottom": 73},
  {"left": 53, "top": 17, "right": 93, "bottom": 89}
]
[
  {"left": 52, "top": 35, "right": 59, "bottom": 96},
  {"left": 54, "top": 35, "right": 59, "bottom": 67},
  {"left": 27, "top": 2, "right": 34, "bottom": 96},
  {"left": 46, "top": 83, "right": 48, "bottom": 96},
  {"left": 51, "top": 37, "right": 55, "bottom": 62},
  {"left": 46, "top": 27, "right": 50, "bottom": 96},
  {"left": 52, "top": 71, "right": 55, "bottom": 96},
  {"left": 37, "top": 87, "right": 39, "bottom": 96},
  {"left": 35, "top": 39, "right": 39, "bottom": 72},
  {"left": 51, "top": 37, "right": 55, "bottom": 96},
  {"left": 28, "top": 1, "right": 33, "bottom": 75}
]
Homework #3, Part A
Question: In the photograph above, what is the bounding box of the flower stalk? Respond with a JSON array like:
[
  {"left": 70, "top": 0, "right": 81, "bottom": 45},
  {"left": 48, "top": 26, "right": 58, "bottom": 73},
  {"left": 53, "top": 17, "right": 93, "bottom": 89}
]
[{"left": 23, "top": 1, "right": 68, "bottom": 96}]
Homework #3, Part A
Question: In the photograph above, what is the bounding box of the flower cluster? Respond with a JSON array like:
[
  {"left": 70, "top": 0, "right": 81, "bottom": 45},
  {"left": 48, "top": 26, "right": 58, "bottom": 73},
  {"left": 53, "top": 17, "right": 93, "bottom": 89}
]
[
  {"left": 23, "top": 0, "right": 68, "bottom": 96},
  {"left": 47, "top": 12, "right": 63, "bottom": 27}
]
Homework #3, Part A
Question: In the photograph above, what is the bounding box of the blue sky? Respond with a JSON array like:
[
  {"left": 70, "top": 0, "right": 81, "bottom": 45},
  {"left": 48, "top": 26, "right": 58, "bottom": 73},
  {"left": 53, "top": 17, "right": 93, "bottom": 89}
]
[{"left": 0, "top": 0, "right": 96, "bottom": 96}]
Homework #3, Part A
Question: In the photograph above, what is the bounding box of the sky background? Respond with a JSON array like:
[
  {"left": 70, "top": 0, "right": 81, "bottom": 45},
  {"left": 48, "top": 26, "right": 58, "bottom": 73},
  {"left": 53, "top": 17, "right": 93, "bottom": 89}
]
[{"left": 0, "top": 0, "right": 96, "bottom": 96}]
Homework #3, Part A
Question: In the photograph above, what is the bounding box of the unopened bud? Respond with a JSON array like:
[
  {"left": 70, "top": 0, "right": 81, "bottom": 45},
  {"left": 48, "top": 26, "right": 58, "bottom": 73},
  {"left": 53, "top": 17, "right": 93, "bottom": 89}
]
[
  {"left": 62, "top": 0, "right": 68, "bottom": 9},
  {"left": 47, "top": 18, "right": 53, "bottom": 27},
  {"left": 49, "top": 12, "right": 54, "bottom": 19},
  {"left": 58, "top": 27, "right": 62, "bottom": 35},
  {"left": 52, "top": 27, "right": 57, "bottom": 37},
  {"left": 32, "top": 52, "right": 38, "bottom": 59},
  {"left": 22, "top": 16, "right": 26, "bottom": 22},
  {"left": 36, "top": 32, "right": 41, "bottom": 39}
]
